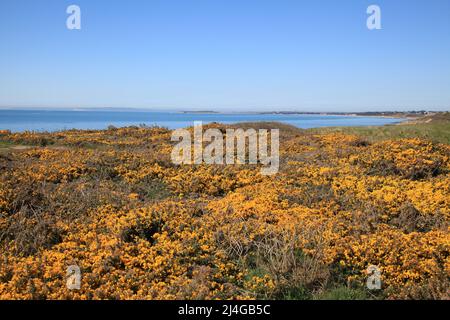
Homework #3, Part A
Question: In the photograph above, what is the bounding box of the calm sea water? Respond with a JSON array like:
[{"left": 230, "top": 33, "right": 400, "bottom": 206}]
[{"left": 0, "top": 110, "right": 404, "bottom": 132}]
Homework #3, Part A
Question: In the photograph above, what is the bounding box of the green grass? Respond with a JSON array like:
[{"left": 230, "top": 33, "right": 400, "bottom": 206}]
[
  {"left": 315, "top": 286, "right": 369, "bottom": 300},
  {"left": 0, "top": 140, "right": 14, "bottom": 149},
  {"left": 309, "top": 122, "right": 450, "bottom": 144}
]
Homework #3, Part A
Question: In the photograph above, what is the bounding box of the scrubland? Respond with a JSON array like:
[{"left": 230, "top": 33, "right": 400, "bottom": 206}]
[{"left": 0, "top": 120, "right": 448, "bottom": 300}]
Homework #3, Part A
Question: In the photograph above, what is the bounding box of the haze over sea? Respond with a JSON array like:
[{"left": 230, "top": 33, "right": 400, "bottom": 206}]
[{"left": 0, "top": 109, "right": 403, "bottom": 132}]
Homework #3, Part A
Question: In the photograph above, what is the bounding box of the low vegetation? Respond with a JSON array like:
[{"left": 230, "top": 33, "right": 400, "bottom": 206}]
[
  {"left": 310, "top": 112, "right": 450, "bottom": 144},
  {"left": 0, "top": 119, "right": 448, "bottom": 300}
]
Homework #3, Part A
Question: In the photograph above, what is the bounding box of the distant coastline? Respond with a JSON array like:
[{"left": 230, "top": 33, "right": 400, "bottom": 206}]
[
  {"left": 0, "top": 109, "right": 408, "bottom": 133},
  {"left": 247, "top": 110, "right": 437, "bottom": 119},
  {"left": 0, "top": 106, "right": 445, "bottom": 118}
]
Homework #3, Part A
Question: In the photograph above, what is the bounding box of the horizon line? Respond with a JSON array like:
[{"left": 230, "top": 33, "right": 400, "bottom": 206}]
[{"left": 0, "top": 106, "right": 448, "bottom": 114}]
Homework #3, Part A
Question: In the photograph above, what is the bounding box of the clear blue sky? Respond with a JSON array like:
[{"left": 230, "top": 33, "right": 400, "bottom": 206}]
[{"left": 1, "top": 0, "right": 450, "bottom": 112}]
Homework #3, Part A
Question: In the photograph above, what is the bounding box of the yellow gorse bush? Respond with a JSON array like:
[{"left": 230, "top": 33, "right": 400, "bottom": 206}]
[{"left": 0, "top": 126, "right": 448, "bottom": 299}]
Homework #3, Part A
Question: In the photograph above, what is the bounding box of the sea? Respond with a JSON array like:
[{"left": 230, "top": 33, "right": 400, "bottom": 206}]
[{"left": 0, "top": 109, "right": 404, "bottom": 132}]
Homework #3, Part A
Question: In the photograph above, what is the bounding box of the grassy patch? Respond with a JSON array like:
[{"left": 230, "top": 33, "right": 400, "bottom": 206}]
[
  {"left": 315, "top": 286, "right": 369, "bottom": 300},
  {"left": 0, "top": 141, "right": 14, "bottom": 148},
  {"left": 310, "top": 122, "right": 450, "bottom": 144}
]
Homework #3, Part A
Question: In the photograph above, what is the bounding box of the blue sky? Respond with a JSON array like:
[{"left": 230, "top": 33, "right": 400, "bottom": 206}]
[{"left": 1, "top": 0, "right": 450, "bottom": 112}]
